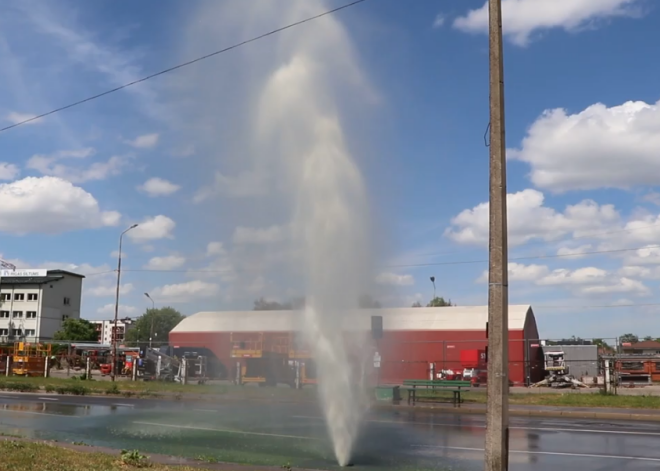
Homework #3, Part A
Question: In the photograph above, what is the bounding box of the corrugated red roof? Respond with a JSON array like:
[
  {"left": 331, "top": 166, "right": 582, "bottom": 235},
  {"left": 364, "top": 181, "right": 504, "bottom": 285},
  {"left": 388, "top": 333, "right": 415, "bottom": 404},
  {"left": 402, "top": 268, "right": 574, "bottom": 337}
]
[{"left": 622, "top": 340, "right": 660, "bottom": 349}]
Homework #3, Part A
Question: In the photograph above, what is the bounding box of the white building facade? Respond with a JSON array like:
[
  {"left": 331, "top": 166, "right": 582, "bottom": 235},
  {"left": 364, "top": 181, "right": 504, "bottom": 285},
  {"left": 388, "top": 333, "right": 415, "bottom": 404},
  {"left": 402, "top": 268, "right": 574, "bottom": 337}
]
[
  {"left": 90, "top": 318, "right": 135, "bottom": 344},
  {"left": 0, "top": 269, "right": 84, "bottom": 342}
]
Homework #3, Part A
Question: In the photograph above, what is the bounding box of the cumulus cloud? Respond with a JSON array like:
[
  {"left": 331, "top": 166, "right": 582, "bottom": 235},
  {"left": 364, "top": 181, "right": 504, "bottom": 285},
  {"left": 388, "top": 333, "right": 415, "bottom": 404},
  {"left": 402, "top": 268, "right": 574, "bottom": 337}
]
[
  {"left": 144, "top": 255, "right": 186, "bottom": 270},
  {"left": 477, "top": 262, "right": 549, "bottom": 283},
  {"left": 232, "top": 225, "right": 288, "bottom": 244},
  {"left": 509, "top": 99, "right": 660, "bottom": 192},
  {"left": 375, "top": 272, "right": 415, "bottom": 286},
  {"left": 0, "top": 162, "right": 19, "bottom": 181},
  {"left": 127, "top": 215, "right": 175, "bottom": 242},
  {"left": 125, "top": 133, "right": 159, "bottom": 149},
  {"left": 206, "top": 242, "right": 226, "bottom": 257},
  {"left": 26, "top": 148, "right": 129, "bottom": 183},
  {"left": 150, "top": 280, "right": 219, "bottom": 303},
  {"left": 5, "top": 111, "right": 41, "bottom": 125},
  {"left": 88, "top": 283, "right": 134, "bottom": 297},
  {"left": 556, "top": 245, "right": 593, "bottom": 259},
  {"left": 445, "top": 189, "right": 619, "bottom": 246},
  {"left": 97, "top": 304, "right": 138, "bottom": 315},
  {"left": 0, "top": 176, "right": 120, "bottom": 235},
  {"left": 454, "top": 0, "right": 645, "bottom": 46},
  {"left": 137, "top": 177, "right": 181, "bottom": 197},
  {"left": 477, "top": 262, "right": 650, "bottom": 296}
]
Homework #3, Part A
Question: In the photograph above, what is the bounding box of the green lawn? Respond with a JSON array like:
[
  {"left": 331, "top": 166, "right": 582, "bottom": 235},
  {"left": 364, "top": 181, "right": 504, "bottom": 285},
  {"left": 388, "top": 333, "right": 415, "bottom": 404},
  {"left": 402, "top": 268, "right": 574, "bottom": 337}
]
[{"left": 413, "top": 389, "right": 660, "bottom": 409}]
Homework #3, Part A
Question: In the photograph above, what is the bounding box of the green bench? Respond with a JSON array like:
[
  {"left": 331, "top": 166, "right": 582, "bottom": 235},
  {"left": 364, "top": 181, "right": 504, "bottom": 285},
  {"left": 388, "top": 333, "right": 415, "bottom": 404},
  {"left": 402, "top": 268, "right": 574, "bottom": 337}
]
[{"left": 402, "top": 379, "right": 472, "bottom": 407}]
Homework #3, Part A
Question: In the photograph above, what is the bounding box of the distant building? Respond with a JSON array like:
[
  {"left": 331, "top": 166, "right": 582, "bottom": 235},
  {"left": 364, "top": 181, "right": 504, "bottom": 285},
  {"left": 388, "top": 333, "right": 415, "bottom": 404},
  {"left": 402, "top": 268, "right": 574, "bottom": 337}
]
[
  {"left": 0, "top": 269, "right": 84, "bottom": 342},
  {"left": 90, "top": 318, "right": 135, "bottom": 344},
  {"left": 621, "top": 340, "right": 660, "bottom": 355}
]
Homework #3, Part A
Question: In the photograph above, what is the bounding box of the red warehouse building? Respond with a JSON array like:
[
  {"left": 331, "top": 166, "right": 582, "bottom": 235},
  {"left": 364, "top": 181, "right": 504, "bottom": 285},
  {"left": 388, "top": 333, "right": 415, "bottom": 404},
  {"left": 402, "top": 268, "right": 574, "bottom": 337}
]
[{"left": 168, "top": 305, "right": 544, "bottom": 386}]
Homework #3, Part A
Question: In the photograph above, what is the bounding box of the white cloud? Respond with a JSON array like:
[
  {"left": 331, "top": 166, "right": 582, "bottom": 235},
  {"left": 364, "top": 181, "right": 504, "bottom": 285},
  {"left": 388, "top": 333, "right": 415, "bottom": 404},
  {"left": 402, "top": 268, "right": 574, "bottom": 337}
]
[
  {"left": 433, "top": 14, "right": 446, "bottom": 28},
  {"left": 88, "top": 283, "right": 134, "bottom": 297},
  {"left": 537, "top": 267, "right": 609, "bottom": 286},
  {"left": 375, "top": 272, "right": 415, "bottom": 286},
  {"left": 454, "top": 0, "right": 644, "bottom": 46},
  {"left": 144, "top": 255, "right": 186, "bottom": 270},
  {"left": 0, "top": 163, "right": 19, "bottom": 181},
  {"left": 445, "top": 189, "right": 619, "bottom": 246},
  {"left": 618, "top": 265, "right": 657, "bottom": 279},
  {"left": 172, "top": 144, "right": 195, "bottom": 158},
  {"left": 97, "top": 304, "right": 138, "bottom": 316},
  {"left": 127, "top": 215, "right": 175, "bottom": 242},
  {"left": 150, "top": 280, "right": 219, "bottom": 303},
  {"left": 137, "top": 177, "right": 181, "bottom": 197},
  {"left": 0, "top": 176, "right": 120, "bottom": 235},
  {"left": 556, "top": 244, "right": 592, "bottom": 259},
  {"left": 624, "top": 245, "right": 660, "bottom": 265},
  {"left": 194, "top": 170, "right": 267, "bottom": 202},
  {"left": 5, "top": 111, "right": 41, "bottom": 125},
  {"left": 26, "top": 148, "right": 129, "bottom": 183},
  {"left": 477, "top": 262, "right": 549, "bottom": 283},
  {"left": 232, "top": 225, "right": 288, "bottom": 245},
  {"left": 509, "top": 99, "right": 660, "bottom": 192},
  {"left": 206, "top": 242, "right": 226, "bottom": 257},
  {"left": 579, "top": 277, "right": 650, "bottom": 296},
  {"left": 126, "top": 133, "right": 159, "bottom": 149}
]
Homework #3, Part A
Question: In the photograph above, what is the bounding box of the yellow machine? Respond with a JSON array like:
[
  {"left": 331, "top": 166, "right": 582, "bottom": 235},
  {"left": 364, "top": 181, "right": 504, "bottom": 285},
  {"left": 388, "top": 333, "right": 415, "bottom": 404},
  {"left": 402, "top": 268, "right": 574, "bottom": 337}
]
[
  {"left": 231, "top": 333, "right": 291, "bottom": 386},
  {"left": 12, "top": 342, "right": 52, "bottom": 377}
]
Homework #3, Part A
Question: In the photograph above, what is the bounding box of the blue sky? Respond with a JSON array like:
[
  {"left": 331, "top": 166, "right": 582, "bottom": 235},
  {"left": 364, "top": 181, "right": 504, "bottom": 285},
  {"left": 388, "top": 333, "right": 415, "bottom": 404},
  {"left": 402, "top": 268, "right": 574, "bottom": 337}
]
[{"left": 1, "top": 0, "right": 659, "bottom": 340}]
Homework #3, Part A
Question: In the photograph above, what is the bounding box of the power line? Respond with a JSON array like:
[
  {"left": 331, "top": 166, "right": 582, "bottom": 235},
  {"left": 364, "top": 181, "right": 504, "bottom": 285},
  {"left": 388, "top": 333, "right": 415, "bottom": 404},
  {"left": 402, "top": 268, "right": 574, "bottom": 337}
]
[{"left": 0, "top": 0, "right": 369, "bottom": 133}]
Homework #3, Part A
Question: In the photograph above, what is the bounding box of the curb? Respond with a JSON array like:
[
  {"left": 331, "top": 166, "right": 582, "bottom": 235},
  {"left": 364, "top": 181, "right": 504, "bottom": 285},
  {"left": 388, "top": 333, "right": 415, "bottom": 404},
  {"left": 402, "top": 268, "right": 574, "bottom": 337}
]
[{"left": 373, "top": 403, "right": 660, "bottom": 422}]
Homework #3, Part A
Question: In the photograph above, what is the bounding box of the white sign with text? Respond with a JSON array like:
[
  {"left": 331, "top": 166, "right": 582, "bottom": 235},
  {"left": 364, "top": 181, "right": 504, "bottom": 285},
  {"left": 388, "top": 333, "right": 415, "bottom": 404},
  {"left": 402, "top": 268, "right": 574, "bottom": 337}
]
[{"left": 0, "top": 269, "right": 48, "bottom": 277}]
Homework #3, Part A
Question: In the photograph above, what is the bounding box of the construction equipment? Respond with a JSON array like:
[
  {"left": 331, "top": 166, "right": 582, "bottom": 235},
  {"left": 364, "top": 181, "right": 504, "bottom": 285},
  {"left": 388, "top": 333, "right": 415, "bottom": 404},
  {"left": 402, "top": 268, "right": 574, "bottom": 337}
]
[
  {"left": 531, "top": 350, "right": 589, "bottom": 388},
  {"left": 288, "top": 333, "right": 316, "bottom": 389},
  {"left": 11, "top": 342, "right": 51, "bottom": 376},
  {"left": 231, "top": 332, "right": 292, "bottom": 387}
]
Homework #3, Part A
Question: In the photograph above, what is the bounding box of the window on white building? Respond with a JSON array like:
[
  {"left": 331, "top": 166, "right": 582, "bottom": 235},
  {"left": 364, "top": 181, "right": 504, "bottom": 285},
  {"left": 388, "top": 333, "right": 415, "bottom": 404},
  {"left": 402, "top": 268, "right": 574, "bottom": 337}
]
[
  {"left": 14, "top": 293, "right": 24, "bottom": 301},
  {"left": 12, "top": 311, "right": 23, "bottom": 318},
  {"left": 0, "top": 293, "right": 10, "bottom": 301},
  {"left": 62, "top": 314, "right": 69, "bottom": 321},
  {"left": 25, "top": 329, "right": 36, "bottom": 337},
  {"left": 27, "top": 293, "right": 38, "bottom": 301},
  {"left": 0, "top": 311, "right": 9, "bottom": 318},
  {"left": 26, "top": 311, "right": 37, "bottom": 319},
  {"left": 63, "top": 297, "right": 71, "bottom": 305},
  {"left": 0, "top": 329, "right": 7, "bottom": 336},
  {"left": 11, "top": 329, "right": 22, "bottom": 336}
]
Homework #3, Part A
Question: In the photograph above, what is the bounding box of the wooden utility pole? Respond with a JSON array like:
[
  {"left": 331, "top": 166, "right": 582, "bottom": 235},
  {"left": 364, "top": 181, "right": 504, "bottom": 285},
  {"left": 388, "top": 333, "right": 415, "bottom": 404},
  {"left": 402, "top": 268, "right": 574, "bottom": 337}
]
[{"left": 484, "top": 0, "right": 509, "bottom": 470}]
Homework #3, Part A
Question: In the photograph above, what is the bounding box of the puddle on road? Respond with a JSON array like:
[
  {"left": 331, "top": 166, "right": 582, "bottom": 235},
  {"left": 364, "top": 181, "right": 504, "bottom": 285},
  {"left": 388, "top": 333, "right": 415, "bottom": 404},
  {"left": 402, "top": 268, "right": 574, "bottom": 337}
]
[{"left": 0, "top": 402, "right": 127, "bottom": 417}]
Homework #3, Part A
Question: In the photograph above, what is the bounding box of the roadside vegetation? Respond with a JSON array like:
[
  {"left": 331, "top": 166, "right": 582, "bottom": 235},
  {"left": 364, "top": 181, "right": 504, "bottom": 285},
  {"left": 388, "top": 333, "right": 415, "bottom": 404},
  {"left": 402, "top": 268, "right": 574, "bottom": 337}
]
[
  {"left": 414, "top": 389, "right": 660, "bottom": 409},
  {"left": 0, "top": 440, "right": 211, "bottom": 471}
]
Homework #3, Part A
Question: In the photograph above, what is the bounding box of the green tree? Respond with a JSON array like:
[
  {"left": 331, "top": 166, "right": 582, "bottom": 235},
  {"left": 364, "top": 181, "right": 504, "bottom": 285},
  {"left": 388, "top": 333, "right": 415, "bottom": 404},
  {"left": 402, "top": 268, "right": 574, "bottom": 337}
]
[
  {"left": 53, "top": 319, "right": 98, "bottom": 342},
  {"left": 427, "top": 296, "right": 453, "bottom": 307},
  {"left": 124, "top": 307, "right": 185, "bottom": 345},
  {"left": 411, "top": 301, "right": 423, "bottom": 308},
  {"left": 643, "top": 336, "right": 654, "bottom": 341},
  {"left": 619, "top": 333, "right": 639, "bottom": 344}
]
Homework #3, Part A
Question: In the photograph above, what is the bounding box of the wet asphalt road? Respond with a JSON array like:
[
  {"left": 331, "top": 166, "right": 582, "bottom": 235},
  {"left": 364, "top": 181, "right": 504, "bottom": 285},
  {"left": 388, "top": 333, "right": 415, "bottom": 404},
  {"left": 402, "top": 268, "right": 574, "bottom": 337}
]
[{"left": 0, "top": 392, "right": 658, "bottom": 470}]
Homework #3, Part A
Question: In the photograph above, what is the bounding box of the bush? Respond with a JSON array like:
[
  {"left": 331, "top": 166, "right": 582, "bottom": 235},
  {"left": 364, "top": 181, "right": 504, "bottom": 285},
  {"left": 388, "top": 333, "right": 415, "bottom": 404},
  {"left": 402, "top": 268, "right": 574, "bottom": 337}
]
[
  {"left": 44, "top": 384, "right": 56, "bottom": 393},
  {"left": 2, "top": 382, "right": 38, "bottom": 393},
  {"left": 106, "top": 384, "right": 120, "bottom": 395},
  {"left": 55, "top": 385, "right": 89, "bottom": 396}
]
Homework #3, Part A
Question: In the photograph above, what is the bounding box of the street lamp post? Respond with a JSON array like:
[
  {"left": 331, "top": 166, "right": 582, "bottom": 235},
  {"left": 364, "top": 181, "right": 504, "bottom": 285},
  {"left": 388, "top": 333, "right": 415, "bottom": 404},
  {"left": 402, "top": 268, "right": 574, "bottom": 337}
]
[
  {"left": 144, "top": 292, "right": 155, "bottom": 348},
  {"left": 111, "top": 224, "right": 138, "bottom": 382},
  {"left": 430, "top": 276, "right": 436, "bottom": 301}
]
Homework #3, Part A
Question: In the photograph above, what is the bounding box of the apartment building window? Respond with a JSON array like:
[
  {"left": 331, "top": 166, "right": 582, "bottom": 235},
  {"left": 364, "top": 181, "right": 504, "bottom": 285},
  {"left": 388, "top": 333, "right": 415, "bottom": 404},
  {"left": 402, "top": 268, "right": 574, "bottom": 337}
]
[
  {"left": 0, "top": 293, "right": 9, "bottom": 301},
  {"left": 26, "top": 311, "right": 37, "bottom": 319},
  {"left": 12, "top": 311, "right": 23, "bottom": 319},
  {"left": 14, "top": 293, "right": 24, "bottom": 301},
  {"left": 25, "top": 329, "right": 36, "bottom": 337},
  {"left": 63, "top": 297, "right": 71, "bottom": 306},
  {"left": 27, "top": 293, "right": 38, "bottom": 301},
  {"left": 0, "top": 311, "right": 9, "bottom": 318},
  {"left": 11, "top": 329, "right": 22, "bottom": 336},
  {"left": 0, "top": 329, "right": 7, "bottom": 336},
  {"left": 62, "top": 314, "right": 69, "bottom": 321}
]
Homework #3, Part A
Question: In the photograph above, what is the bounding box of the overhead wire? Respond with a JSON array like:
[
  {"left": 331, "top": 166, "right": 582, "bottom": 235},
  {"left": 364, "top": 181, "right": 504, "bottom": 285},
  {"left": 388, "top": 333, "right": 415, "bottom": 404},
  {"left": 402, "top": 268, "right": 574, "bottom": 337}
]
[{"left": 0, "top": 0, "right": 369, "bottom": 133}]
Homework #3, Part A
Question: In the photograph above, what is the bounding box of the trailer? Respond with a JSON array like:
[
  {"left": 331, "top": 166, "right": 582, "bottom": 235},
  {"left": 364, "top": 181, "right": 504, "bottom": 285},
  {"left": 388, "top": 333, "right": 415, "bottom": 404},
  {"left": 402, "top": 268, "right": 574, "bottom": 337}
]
[{"left": 231, "top": 332, "right": 294, "bottom": 387}]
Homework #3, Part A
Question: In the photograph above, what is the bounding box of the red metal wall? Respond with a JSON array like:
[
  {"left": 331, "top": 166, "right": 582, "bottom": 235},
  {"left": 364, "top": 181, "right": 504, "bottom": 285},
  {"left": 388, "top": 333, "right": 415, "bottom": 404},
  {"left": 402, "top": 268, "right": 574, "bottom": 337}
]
[{"left": 170, "top": 328, "right": 532, "bottom": 385}]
